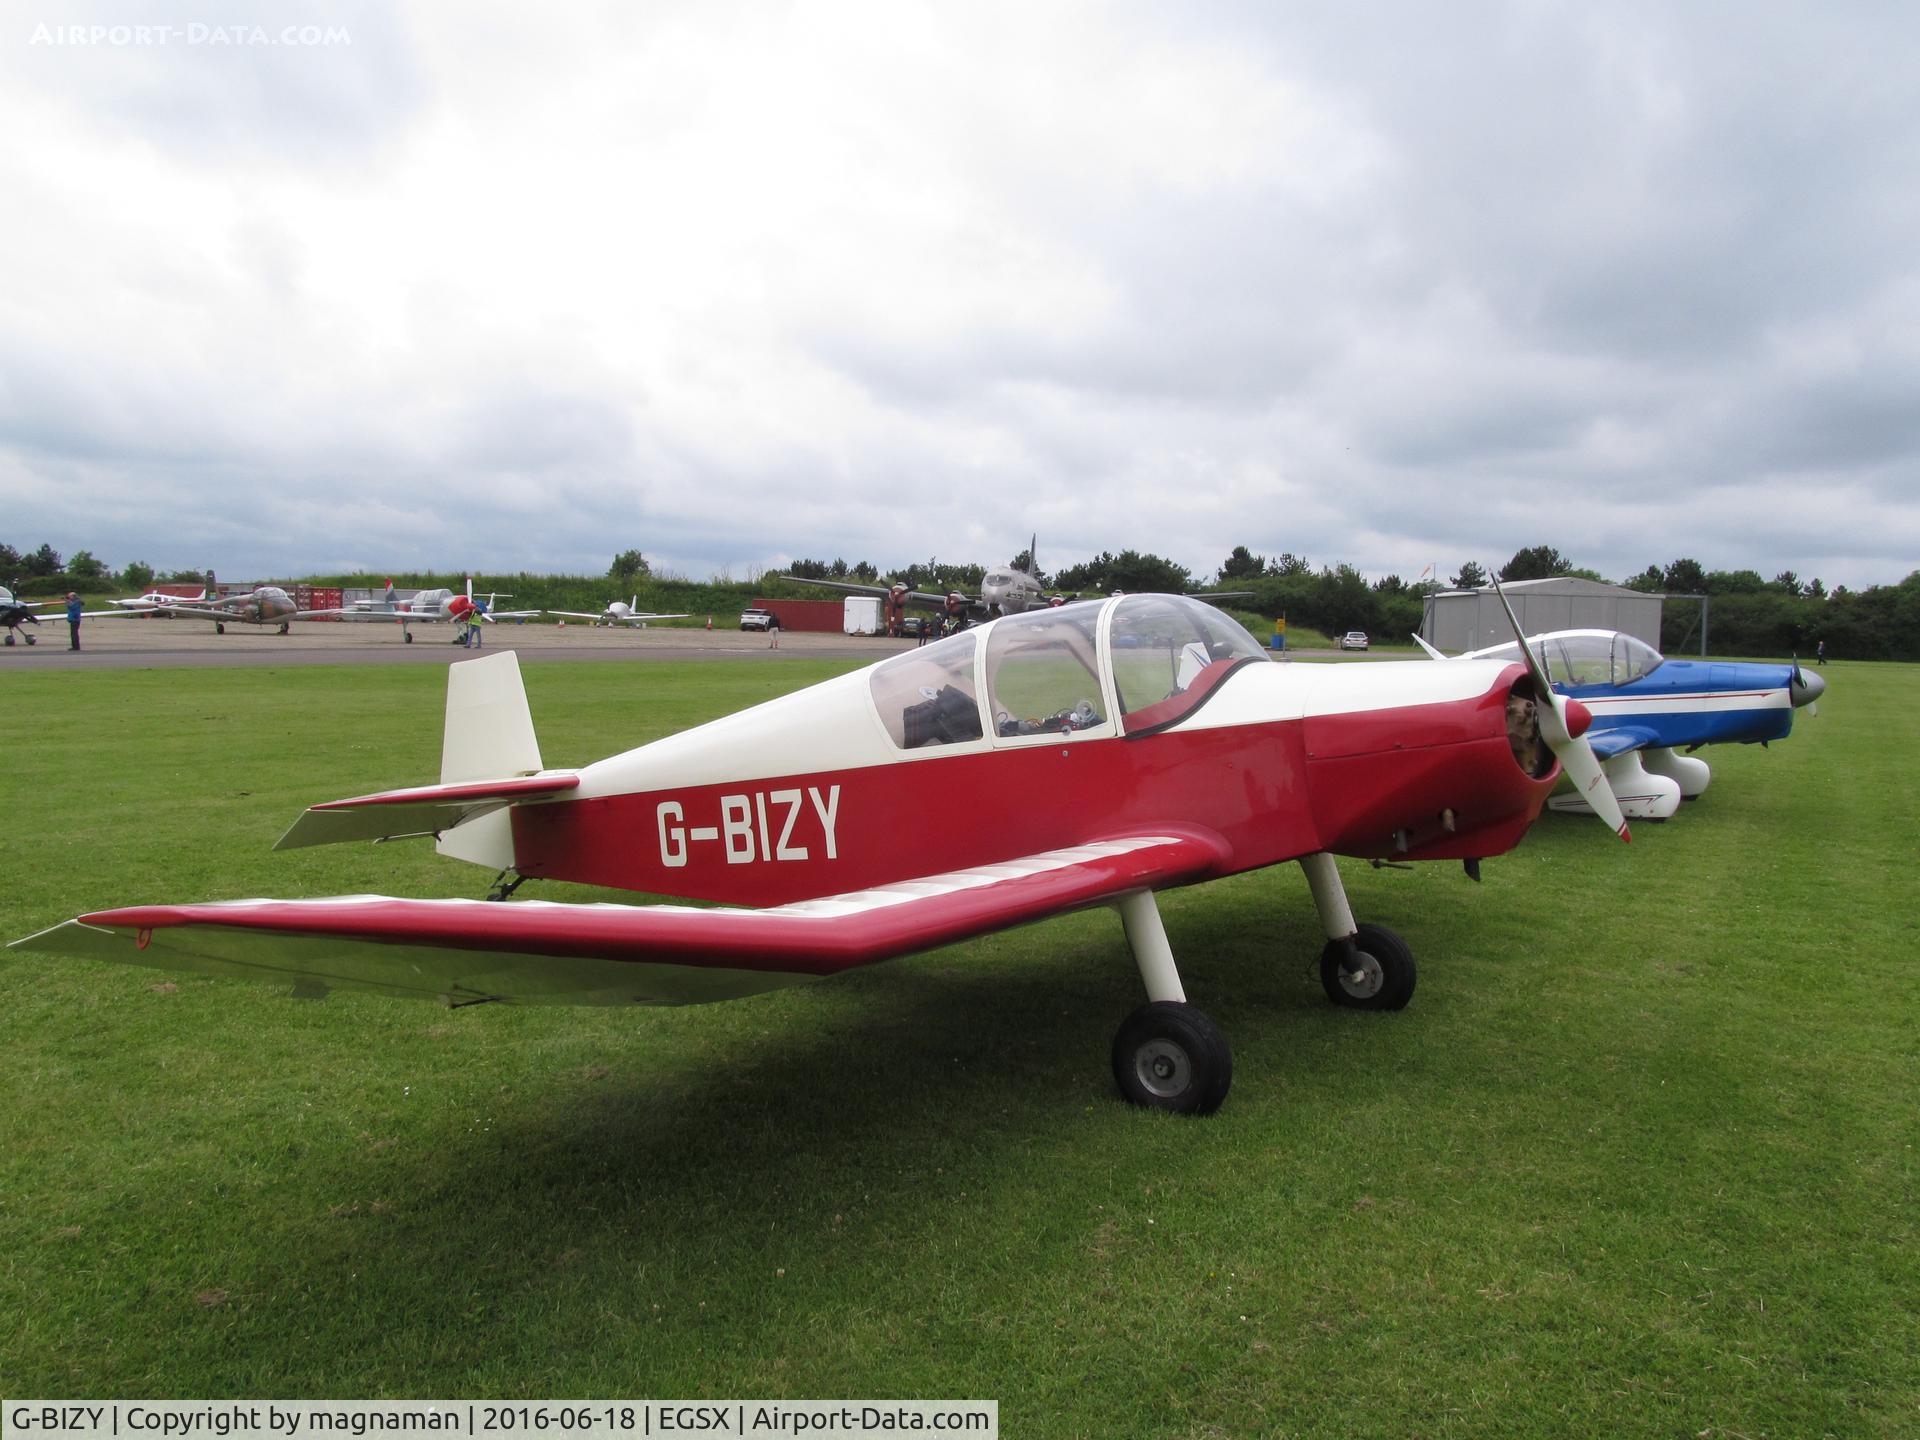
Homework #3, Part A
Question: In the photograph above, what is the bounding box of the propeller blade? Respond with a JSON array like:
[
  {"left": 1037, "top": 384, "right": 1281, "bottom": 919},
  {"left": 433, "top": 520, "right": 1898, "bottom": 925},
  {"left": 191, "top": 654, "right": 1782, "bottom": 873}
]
[
  {"left": 1488, "top": 575, "right": 1630, "bottom": 842},
  {"left": 1788, "top": 654, "right": 1823, "bottom": 715}
]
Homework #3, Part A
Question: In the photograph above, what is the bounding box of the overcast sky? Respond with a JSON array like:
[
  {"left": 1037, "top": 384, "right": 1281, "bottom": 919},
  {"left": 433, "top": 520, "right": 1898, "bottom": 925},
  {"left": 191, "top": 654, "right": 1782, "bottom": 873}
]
[{"left": 4, "top": 1, "right": 1916, "bottom": 590}]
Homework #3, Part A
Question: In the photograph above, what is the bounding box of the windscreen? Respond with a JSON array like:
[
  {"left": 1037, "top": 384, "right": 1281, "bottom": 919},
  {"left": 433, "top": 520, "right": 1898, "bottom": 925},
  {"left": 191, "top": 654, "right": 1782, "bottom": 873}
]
[{"left": 1109, "top": 595, "right": 1266, "bottom": 728}]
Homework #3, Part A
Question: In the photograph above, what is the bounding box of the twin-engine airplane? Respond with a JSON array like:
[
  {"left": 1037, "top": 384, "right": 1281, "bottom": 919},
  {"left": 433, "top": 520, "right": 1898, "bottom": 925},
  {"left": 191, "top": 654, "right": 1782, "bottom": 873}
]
[
  {"left": 130, "top": 574, "right": 350, "bottom": 635},
  {"left": 547, "top": 596, "right": 691, "bottom": 628},
  {"left": 15, "top": 593, "right": 1626, "bottom": 1115},
  {"left": 1413, "top": 629, "right": 1825, "bottom": 820}
]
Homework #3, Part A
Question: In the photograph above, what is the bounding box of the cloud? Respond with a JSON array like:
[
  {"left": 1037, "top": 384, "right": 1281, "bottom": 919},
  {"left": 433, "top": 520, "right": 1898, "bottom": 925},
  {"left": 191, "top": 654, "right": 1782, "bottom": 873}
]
[{"left": 1, "top": 0, "right": 1915, "bottom": 590}]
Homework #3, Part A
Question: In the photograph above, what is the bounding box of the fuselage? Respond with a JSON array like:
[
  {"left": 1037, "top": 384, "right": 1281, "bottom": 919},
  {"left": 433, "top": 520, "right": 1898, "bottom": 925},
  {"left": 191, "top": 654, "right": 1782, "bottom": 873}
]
[
  {"left": 1460, "top": 630, "right": 1818, "bottom": 750},
  {"left": 505, "top": 595, "right": 1558, "bottom": 907}
]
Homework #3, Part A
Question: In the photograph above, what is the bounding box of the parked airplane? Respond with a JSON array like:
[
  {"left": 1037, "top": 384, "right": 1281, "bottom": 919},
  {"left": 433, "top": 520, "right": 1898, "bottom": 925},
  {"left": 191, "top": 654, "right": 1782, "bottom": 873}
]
[
  {"left": 111, "top": 583, "right": 210, "bottom": 610},
  {"left": 130, "top": 574, "right": 353, "bottom": 634},
  {"left": 547, "top": 596, "right": 690, "bottom": 628},
  {"left": 783, "top": 537, "right": 1250, "bottom": 632},
  {"left": 356, "top": 579, "right": 543, "bottom": 642},
  {"left": 3, "top": 585, "right": 152, "bottom": 644},
  {"left": 16, "top": 593, "right": 1624, "bottom": 1116},
  {"left": 2, "top": 585, "right": 55, "bottom": 645},
  {"left": 1414, "top": 628, "right": 1825, "bottom": 819}
]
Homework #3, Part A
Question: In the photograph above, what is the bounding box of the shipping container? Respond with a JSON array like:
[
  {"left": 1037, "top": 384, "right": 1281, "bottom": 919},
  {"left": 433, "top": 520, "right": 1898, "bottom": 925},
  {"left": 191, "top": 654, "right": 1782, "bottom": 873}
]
[{"left": 748, "top": 598, "right": 846, "bottom": 633}]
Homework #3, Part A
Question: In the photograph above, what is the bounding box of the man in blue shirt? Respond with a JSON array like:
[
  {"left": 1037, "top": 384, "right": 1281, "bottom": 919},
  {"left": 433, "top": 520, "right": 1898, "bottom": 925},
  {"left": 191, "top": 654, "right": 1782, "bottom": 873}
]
[{"left": 64, "top": 592, "right": 82, "bottom": 651}]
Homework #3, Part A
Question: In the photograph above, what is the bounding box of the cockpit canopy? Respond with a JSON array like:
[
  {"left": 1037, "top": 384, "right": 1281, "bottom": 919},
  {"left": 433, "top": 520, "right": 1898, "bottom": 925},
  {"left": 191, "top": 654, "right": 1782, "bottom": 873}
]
[
  {"left": 868, "top": 594, "right": 1267, "bottom": 750},
  {"left": 1476, "top": 631, "right": 1663, "bottom": 689}
]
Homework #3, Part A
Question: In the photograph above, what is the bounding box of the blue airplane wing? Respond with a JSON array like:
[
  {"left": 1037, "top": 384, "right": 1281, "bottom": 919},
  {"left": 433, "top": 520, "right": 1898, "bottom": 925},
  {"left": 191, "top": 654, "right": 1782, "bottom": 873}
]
[{"left": 1588, "top": 725, "right": 1661, "bottom": 760}]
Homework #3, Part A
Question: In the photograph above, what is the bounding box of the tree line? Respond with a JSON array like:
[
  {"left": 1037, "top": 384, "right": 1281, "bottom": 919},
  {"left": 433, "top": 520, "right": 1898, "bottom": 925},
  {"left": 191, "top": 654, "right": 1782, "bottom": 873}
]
[{"left": 11, "top": 537, "right": 1917, "bottom": 660}]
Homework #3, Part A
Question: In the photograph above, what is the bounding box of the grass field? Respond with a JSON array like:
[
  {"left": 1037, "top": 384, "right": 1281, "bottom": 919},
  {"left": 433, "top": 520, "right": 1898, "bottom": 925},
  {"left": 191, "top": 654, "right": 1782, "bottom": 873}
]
[{"left": 2, "top": 657, "right": 1914, "bottom": 1436}]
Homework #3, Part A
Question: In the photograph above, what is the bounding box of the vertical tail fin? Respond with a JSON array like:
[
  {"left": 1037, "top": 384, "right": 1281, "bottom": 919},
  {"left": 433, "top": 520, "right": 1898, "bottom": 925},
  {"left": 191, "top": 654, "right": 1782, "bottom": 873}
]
[{"left": 438, "top": 652, "right": 543, "bottom": 867}]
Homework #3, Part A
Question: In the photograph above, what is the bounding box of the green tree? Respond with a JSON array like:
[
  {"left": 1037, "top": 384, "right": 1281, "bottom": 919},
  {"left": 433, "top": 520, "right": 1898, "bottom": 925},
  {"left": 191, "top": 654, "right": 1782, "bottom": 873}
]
[
  {"left": 1450, "top": 560, "right": 1488, "bottom": 589},
  {"left": 0, "top": 542, "right": 21, "bottom": 575},
  {"left": 67, "top": 549, "right": 108, "bottom": 582},
  {"left": 787, "top": 558, "right": 832, "bottom": 579},
  {"left": 1008, "top": 547, "right": 1049, "bottom": 585},
  {"left": 1662, "top": 558, "right": 1707, "bottom": 594},
  {"left": 1217, "top": 546, "right": 1266, "bottom": 583},
  {"left": 1499, "top": 545, "right": 1572, "bottom": 582},
  {"left": 25, "top": 543, "right": 62, "bottom": 577},
  {"left": 1052, "top": 550, "right": 1193, "bottom": 595},
  {"left": 119, "top": 561, "right": 155, "bottom": 592},
  {"left": 609, "top": 549, "right": 651, "bottom": 581},
  {"left": 1706, "top": 568, "right": 1767, "bottom": 595},
  {"left": 1624, "top": 565, "right": 1665, "bottom": 593}
]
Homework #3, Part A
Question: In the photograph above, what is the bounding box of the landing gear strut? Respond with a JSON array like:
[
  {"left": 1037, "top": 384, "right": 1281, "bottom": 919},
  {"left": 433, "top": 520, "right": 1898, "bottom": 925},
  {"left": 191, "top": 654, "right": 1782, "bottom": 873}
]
[
  {"left": 1108, "top": 890, "right": 1232, "bottom": 1115},
  {"left": 1301, "top": 852, "right": 1417, "bottom": 1011}
]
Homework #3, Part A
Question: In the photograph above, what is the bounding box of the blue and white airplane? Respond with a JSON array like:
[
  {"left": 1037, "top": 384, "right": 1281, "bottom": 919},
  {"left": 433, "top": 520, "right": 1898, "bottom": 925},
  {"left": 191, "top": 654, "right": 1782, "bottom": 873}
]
[{"left": 1414, "top": 628, "right": 1825, "bottom": 820}]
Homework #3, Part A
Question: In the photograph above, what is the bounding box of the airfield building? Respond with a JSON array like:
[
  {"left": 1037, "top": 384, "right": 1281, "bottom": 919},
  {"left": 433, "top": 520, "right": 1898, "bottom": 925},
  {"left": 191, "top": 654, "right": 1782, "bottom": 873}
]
[{"left": 1421, "top": 576, "right": 1664, "bottom": 653}]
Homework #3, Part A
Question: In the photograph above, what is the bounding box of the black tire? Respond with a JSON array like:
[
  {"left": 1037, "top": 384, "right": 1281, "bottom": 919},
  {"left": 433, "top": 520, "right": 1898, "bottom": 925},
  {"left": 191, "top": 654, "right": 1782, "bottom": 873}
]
[
  {"left": 24, "top": 633, "right": 34, "bottom": 645},
  {"left": 404, "top": 630, "right": 413, "bottom": 643},
  {"left": 1320, "top": 923, "right": 1416, "bottom": 1011},
  {"left": 215, "top": 622, "right": 225, "bottom": 634},
  {"left": 1111, "top": 1001, "right": 1233, "bottom": 1115},
  {"left": 4, "top": 634, "right": 13, "bottom": 646}
]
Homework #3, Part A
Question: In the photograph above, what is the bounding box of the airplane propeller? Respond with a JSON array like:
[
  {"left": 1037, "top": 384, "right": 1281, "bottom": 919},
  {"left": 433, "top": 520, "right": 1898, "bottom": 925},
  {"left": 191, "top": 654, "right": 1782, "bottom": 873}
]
[
  {"left": 1789, "top": 654, "right": 1823, "bottom": 715},
  {"left": 1488, "top": 576, "right": 1631, "bottom": 843}
]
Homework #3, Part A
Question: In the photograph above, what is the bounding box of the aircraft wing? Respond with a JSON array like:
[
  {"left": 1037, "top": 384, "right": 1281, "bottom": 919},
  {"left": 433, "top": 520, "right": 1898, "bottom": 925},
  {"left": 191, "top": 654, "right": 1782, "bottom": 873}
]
[
  {"left": 11, "top": 832, "right": 1227, "bottom": 1007},
  {"left": 545, "top": 609, "right": 608, "bottom": 621},
  {"left": 780, "top": 576, "right": 954, "bottom": 609},
  {"left": 777, "top": 575, "right": 889, "bottom": 600},
  {"left": 1587, "top": 726, "right": 1660, "bottom": 761},
  {"left": 478, "top": 609, "right": 544, "bottom": 621},
  {"left": 130, "top": 602, "right": 242, "bottom": 621},
  {"left": 616, "top": 612, "right": 689, "bottom": 624}
]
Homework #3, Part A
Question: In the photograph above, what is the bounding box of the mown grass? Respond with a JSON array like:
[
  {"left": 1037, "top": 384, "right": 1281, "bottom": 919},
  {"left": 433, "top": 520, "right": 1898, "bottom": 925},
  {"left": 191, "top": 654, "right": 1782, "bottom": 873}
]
[{"left": 1, "top": 658, "right": 1913, "bottom": 1437}]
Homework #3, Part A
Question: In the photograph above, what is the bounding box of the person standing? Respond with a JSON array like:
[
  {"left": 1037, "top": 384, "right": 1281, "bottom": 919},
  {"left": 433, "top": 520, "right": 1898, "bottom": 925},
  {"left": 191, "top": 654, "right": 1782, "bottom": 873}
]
[
  {"left": 1816, "top": 639, "right": 1827, "bottom": 666},
  {"left": 64, "top": 591, "right": 82, "bottom": 651}
]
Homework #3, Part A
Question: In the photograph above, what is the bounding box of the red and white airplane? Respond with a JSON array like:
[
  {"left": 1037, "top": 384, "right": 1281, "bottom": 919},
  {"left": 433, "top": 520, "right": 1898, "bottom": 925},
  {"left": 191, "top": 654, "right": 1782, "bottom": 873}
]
[
  {"left": 14, "top": 593, "right": 1625, "bottom": 1114},
  {"left": 354, "top": 579, "right": 543, "bottom": 642}
]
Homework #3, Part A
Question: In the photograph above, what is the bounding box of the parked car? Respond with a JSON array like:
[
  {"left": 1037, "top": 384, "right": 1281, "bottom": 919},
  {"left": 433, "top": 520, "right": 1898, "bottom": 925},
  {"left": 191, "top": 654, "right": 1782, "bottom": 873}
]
[
  {"left": 1340, "top": 631, "right": 1370, "bottom": 651},
  {"left": 740, "top": 607, "right": 778, "bottom": 632}
]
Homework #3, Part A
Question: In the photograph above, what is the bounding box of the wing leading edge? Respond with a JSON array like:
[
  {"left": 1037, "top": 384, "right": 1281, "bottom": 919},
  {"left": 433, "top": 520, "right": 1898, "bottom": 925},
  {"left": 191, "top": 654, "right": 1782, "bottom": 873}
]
[{"left": 11, "top": 832, "right": 1228, "bottom": 1007}]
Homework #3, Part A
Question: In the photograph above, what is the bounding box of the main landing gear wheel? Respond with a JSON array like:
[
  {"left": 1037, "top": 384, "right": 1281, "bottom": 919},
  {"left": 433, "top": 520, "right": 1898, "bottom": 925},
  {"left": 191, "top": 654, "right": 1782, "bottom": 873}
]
[
  {"left": 279, "top": 623, "right": 290, "bottom": 635},
  {"left": 404, "top": 630, "right": 413, "bottom": 643},
  {"left": 1320, "top": 923, "right": 1417, "bottom": 1011},
  {"left": 4, "top": 633, "right": 12, "bottom": 646},
  {"left": 215, "top": 622, "right": 226, "bottom": 634},
  {"left": 1111, "top": 1001, "right": 1233, "bottom": 1115},
  {"left": 24, "top": 633, "right": 34, "bottom": 645}
]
